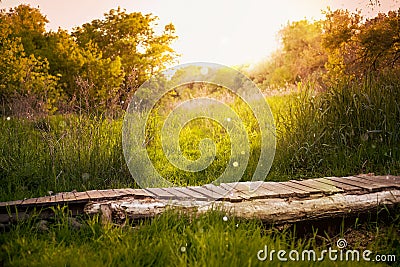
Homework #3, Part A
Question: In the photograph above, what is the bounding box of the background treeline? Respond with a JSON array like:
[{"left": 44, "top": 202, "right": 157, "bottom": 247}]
[
  {"left": 249, "top": 8, "right": 400, "bottom": 91},
  {"left": 2, "top": 5, "right": 399, "bottom": 116},
  {"left": 1, "top": 4, "right": 400, "bottom": 200},
  {"left": 0, "top": 4, "right": 177, "bottom": 117}
]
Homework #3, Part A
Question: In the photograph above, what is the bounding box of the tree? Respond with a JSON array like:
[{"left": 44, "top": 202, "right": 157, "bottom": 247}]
[
  {"left": 321, "top": 9, "right": 362, "bottom": 82},
  {"left": 322, "top": 8, "right": 400, "bottom": 81},
  {"left": 250, "top": 19, "right": 326, "bottom": 89},
  {"left": 0, "top": 7, "right": 59, "bottom": 116},
  {"left": 251, "top": 7, "right": 400, "bottom": 90},
  {"left": 1, "top": 5, "right": 179, "bottom": 115},
  {"left": 358, "top": 9, "right": 400, "bottom": 70},
  {"left": 2, "top": 4, "right": 48, "bottom": 56},
  {"left": 73, "top": 7, "right": 178, "bottom": 94},
  {"left": 279, "top": 20, "right": 326, "bottom": 82}
]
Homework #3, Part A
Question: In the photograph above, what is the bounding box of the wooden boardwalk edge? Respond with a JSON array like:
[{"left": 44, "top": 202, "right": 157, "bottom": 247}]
[{"left": 1, "top": 175, "right": 400, "bottom": 224}]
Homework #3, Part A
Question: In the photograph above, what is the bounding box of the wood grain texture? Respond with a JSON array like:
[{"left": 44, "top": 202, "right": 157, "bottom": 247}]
[
  {"left": 1, "top": 175, "right": 400, "bottom": 225},
  {"left": 84, "top": 189, "right": 400, "bottom": 224}
]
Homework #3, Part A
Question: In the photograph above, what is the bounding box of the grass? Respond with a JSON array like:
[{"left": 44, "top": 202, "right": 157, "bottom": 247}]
[
  {"left": 0, "top": 115, "right": 133, "bottom": 201},
  {"left": 1, "top": 207, "right": 399, "bottom": 266},
  {"left": 2, "top": 72, "right": 399, "bottom": 200},
  {"left": 269, "top": 73, "right": 400, "bottom": 180},
  {"left": 1, "top": 71, "right": 400, "bottom": 266}
]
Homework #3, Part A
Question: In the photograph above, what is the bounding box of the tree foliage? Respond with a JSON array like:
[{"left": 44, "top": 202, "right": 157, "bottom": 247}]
[
  {"left": 250, "top": 19, "right": 326, "bottom": 89},
  {"left": 250, "top": 7, "right": 400, "bottom": 89},
  {"left": 0, "top": 7, "right": 58, "bottom": 115},
  {"left": 0, "top": 4, "right": 178, "bottom": 116},
  {"left": 73, "top": 8, "right": 178, "bottom": 96}
]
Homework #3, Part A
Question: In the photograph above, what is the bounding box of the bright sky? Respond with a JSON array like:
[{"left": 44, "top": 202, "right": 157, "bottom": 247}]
[{"left": 1, "top": 0, "right": 399, "bottom": 66}]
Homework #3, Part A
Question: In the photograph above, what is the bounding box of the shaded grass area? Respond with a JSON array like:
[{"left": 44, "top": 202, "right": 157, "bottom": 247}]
[{"left": 1, "top": 207, "right": 399, "bottom": 266}]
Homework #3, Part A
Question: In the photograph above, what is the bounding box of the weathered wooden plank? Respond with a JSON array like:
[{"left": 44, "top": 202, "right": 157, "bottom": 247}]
[
  {"left": 327, "top": 177, "right": 376, "bottom": 192},
  {"left": 173, "top": 187, "right": 209, "bottom": 201},
  {"left": 291, "top": 179, "right": 343, "bottom": 194},
  {"left": 345, "top": 176, "right": 392, "bottom": 190},
  {"left": 218, "top": 183, "right": 234, "bottom": 192},
  {"left": 204, "top": 184, "right": 230, "bottom": 196},
  {"left": 62, "top": 192, "right": 77, "bottom": 202},
  {"left": 162, "top": 187, "right": 192, "bottom": 199},
  {"left": 144, "top": 188, "right": 176, "bottom": 199},
  {"left": 226, "top": 181, "right": 263, "bottom": 194},
  {"left": 226, "top": 181, "right": 280, "bottom": 199},
  {"left": 188, "top": 186, "right": 224, "bottom": 199},
  {"left": 132, "top": 188, "right": 154, "bottom": 198},
  {"left": 21, "top": 197, "right": 38, "bottom": 205},
  {"left": 116, "top": 188, "right": 153, "bottom": 198},
  {"left": 288, "top": 180, "right": 324, "bottom": 194},
  {"left": 356, "top": 175, "right": 400, "bottom": 188},
  {"left": 0, "top": 199, "right": 23, "bottom": 207},
  {"left": 350, "top": 176, "right": 397, "bottom": 190},
  {"left": 114, "top": 188, "right": 136, "bottom": 196},
  {"left": 98, "top": 189, "right": 120, "bottom": 199},
  {"left": 49, "top": 195, "right": 58, "bottom": 203},
  {"left": 37, "top": 196, "right": 53, "bottom": 204},
  {"left": 261, "top": 182, "right": 304, "bottom": 198},
  {"left": 225, "top": 182, "right": 250, "bottom": 192},
  {"left": 34, "top": 196, "right": 49, "bottom": 205},
  {"left": 219, "top": 183, "right": 252, "bottom": 200},
  {"left": 284, "top": 181, "right": 322, "bottom": 194},
  {"left": 73, "top": 191, "right": 90, "bottom": 201},
  {"left": 111, "top": 189, "right": 130, "bottom": 196},
  {"left": 258, "top": 182, "right": 292, "bottom": 197},
  {"left": 344, "top": 176, "right": 392, "bottom": 191},
  {"left": 379, "top": 175, "right": 400, "bottom": 185},
  {"left": 86, "top": 190, "right": 105, "bottom": 200},
  {"left": 110, "top": 189, "right": 129, "bottom": 198},
  {"left": 55, "top": 194, "right": 64, "bottom": 203},
  {"left": 204, "top": 184, "right": 243, "bottom": 201},
  {"left": 247, "top": 185, "right": 281, "bottom": 199},
  {"left": 275, "top": 182, "right": 310, "bottom": 197},
  {"left": 314, "top": 178, "right": 363, "bottom": 192},
  {"left": 309, "top": 180, "right": 344, "bottom": 193}
]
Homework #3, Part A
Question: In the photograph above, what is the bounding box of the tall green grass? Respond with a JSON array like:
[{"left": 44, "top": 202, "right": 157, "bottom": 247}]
[
  {"left": 1, "top": 72, "right": 400, "bottom": 266},
  {"left": 1, "top": 72, "right": 400, "bottom": 201},
  {"left": 0, "top": 115, "right": 132, "bottom": 201},
  {"left": 270, "top": 72, "right": 400, "bottom": 179},
  {"left": 1, "top": 207, "right": 399, "bottom": 266}
]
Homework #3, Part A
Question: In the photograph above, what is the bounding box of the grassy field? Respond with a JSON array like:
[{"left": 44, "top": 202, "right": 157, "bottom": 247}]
[
  {"left": 1, "top": 73, "right": 400, "bottom": 266},
  {"left": 0, "top": 208, "right": 399, "bottom": 266}
]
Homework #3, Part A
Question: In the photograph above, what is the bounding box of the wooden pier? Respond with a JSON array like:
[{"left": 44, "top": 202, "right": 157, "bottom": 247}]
[{"left": 1, "top": 174, "right": 400, "bottom": 224}]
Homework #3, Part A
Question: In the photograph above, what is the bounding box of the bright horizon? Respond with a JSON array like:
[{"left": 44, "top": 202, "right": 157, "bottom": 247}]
[{"left": 1, "top": 0, "right": 399, "bottom": 66}]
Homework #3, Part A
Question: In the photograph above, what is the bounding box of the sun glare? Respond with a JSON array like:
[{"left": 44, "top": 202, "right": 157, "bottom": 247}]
[{"left": 1, "top": 0, "right": 398, "bottom": 66}]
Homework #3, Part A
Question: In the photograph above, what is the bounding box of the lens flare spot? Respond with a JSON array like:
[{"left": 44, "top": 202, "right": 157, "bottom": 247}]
[{"left": 200, "top": 67, "right": 208, "bottom": 75}]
